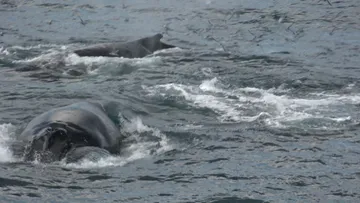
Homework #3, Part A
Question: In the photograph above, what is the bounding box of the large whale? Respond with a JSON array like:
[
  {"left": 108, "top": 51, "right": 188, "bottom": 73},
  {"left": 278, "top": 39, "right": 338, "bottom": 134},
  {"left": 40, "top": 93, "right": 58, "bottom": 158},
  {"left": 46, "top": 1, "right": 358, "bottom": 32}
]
[
  {"left": 20, "top": 102, "right": 125, "bottom": 163},
  {"left": 73, "top": 33, "right": 175, "bottom": 58}
]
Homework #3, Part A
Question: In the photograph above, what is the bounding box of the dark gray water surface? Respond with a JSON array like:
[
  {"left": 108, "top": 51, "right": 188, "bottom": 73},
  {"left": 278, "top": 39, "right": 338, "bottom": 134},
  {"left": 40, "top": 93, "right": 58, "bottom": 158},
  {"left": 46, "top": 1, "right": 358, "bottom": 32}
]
[{"left": 1, "top": 0, "right": 360, "bottom": 202}]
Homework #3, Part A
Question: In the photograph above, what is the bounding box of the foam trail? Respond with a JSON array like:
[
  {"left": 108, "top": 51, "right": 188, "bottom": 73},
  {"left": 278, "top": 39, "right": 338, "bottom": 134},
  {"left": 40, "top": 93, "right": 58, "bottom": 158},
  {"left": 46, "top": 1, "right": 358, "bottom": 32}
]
[
  {"left": 0, "top": 124, "right": 16, "bottom": 162},
  {"left": 14, "top": 51, "right": 63, "bottom": 64},
  {"left": 65, "top": 53, "right": 163, "bottom": 66},
  {"left": 10, "top": 44, "right": 64, "bottom": 51},
  {"left": 65, "top": 53, "right": 163, "bottom": 76},
  {"left": 144, "top": 77, "right": 360, "bottom": 129},
  {"left": 152, "top": 47, "right": 183, "bottom": 55}
]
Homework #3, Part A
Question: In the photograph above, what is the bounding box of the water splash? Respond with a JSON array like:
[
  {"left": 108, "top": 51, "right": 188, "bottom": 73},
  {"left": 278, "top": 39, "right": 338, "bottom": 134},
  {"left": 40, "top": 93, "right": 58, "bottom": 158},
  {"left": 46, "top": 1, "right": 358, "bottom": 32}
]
[
  {"left": 0, "top": 123, "right": 16, "bottom": 162},
  {"left": 64, "top": 117, "right": 172, "bottom": 169},
  {"left": 0, "top": 46, "right": 10, "bottom": 55}
]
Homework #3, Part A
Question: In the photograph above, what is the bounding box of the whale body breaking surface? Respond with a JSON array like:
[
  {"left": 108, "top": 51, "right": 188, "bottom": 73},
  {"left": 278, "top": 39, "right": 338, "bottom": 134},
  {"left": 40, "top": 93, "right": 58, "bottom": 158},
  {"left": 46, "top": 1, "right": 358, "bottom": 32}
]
[
  {"left": 73, "top": 34, "right": 175, "bottom": 58},
  {"left": 20, "top": 102, "right": 125, "bottom": 163}
]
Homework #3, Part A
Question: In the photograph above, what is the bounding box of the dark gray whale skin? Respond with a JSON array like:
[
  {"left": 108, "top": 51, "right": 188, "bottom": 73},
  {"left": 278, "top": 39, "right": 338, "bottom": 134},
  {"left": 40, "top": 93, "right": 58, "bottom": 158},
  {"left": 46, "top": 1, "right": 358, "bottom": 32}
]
[
  {"left": 73, "top": 33, "right": 175, "bottom": 58},
  {"left": 20, "top": 102, "right": 124, "bottom": 163}
]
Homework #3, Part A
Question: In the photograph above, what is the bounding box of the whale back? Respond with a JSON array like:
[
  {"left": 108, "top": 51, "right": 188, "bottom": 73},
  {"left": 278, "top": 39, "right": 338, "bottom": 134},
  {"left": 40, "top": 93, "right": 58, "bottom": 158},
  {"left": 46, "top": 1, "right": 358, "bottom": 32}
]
[{"left": 73, "top": 34, "right": 175, "bottom": 58}]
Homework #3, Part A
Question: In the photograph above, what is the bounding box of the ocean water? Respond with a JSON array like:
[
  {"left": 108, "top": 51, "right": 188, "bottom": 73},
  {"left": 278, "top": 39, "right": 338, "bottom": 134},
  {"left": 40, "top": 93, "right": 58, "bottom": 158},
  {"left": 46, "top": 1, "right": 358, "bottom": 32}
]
[{"left": 1, "top": 0, "right": 360, "bottom": 202}]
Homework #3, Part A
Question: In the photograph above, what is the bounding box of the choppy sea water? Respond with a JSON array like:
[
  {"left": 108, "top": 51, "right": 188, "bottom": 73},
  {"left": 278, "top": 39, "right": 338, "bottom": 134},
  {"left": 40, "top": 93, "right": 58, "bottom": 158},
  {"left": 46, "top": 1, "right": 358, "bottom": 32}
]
[{"left": 1, "top": 0, "right": 360, "bottom": 202}]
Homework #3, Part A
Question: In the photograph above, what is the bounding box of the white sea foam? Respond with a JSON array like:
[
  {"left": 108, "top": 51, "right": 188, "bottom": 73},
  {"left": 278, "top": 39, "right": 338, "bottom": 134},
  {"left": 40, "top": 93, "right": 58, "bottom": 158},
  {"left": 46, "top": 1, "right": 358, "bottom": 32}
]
[
  {"left": 0, "top": 123, "right": 16, "bottom": 163},
  {"left": 65, "top": 53, "right": 163, "bottom": 76},
  {"left": 153, "top": 47, "right": 183, "bottom": 55},
  {"left": 143, "top": 77, "right": 360, "bottom": 128},
  {"left": 4, "top": 44, "right": 68, "bottom": 62},
  {"left": 0, "top": 46, "right": 10, "bottom": 55},
  {"left": 65, "top": 53, "right": 162, "bottom": 67},
  {"left": 14, "top": 51, "right": 63, "bottom": 64},
  {"left": 10, "top": 44, "right": 64, "bottom": 51}
]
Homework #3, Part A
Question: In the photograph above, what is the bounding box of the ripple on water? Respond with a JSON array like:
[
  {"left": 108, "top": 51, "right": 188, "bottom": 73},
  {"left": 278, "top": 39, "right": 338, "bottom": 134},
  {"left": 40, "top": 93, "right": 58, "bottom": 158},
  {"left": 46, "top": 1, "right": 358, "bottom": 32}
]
[{"left": 0, "top": 0, "right": 360, "bottom": 202}]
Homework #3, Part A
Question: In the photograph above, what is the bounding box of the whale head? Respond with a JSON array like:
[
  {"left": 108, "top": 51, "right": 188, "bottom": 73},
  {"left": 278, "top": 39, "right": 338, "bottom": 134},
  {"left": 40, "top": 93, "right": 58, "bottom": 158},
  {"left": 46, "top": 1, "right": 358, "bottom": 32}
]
[{"left": 24, "top": 127, "right": 73, "bottom": 163}]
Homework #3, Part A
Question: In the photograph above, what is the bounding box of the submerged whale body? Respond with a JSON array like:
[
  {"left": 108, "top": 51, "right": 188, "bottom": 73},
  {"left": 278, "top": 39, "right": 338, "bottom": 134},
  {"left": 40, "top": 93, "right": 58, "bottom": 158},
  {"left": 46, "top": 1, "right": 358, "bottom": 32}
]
[
  {"left": 73, "top": 33, "right": 175, "bottom": 58},
  {"left": 20, "top": 102, "right": 125, "bottom": 163}
]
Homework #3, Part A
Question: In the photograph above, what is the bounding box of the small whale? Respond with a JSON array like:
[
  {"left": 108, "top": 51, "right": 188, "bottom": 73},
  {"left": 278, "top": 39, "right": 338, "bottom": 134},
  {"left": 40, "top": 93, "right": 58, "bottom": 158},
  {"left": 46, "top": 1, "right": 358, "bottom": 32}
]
[{"left": 73, "top": 34, "right": 175, "bottom": 58}]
